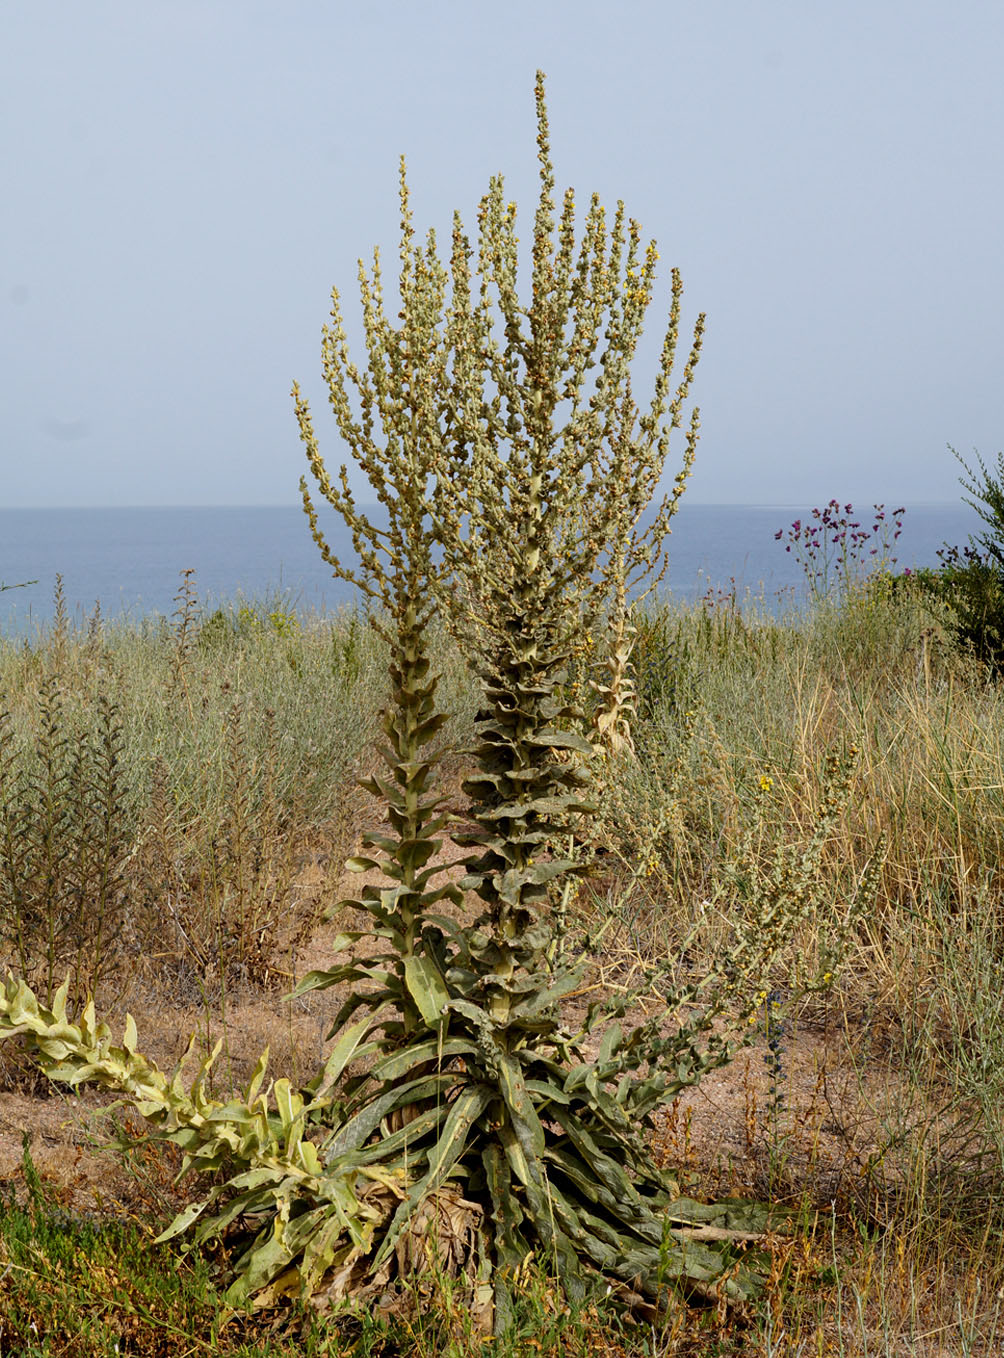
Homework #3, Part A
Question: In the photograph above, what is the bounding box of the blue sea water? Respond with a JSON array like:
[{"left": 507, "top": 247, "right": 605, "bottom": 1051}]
[{"left": 0, "top": 502, "right": 987, "bottom": 637}]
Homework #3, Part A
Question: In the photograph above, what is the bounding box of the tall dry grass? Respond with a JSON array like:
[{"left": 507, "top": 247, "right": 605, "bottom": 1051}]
[
  {"left": 4, "top": 571, "right": 1004, "bottom": 1350},
  {"left": 0, "top": 578, "right": 477, "bottom": 1013},
  {"left": 598, "top": 578, "right": 1004, "bottom": 1353}
]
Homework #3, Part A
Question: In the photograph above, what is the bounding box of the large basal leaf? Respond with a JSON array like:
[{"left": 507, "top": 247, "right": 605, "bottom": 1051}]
[
  {"left": 373, "top": 1085, "right": 494, "bottom": 1269},
  {"left": 326, "top": 1073, "right": 456, "bottom": 1157},
  {"left": 403, "top": 953, "right": 450, "bottom": 1027}
]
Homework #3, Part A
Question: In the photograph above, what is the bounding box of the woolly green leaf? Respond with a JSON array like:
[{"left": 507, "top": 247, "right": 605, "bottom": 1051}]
[
  {"left": 353, "top": 1103, "right": 446, "bottom": 1164},
  {"left": 374, "top": 1084, "right": 493, "bottom": 1268},
  {"left": 543, "top": 1140, "right": 652, "bottom": 1233},
  {"left": 359, "top": 775, "right": 405, "bottom": 806},
  {"left": 299, "top": 1209, "right": 348, "bottom": 1293},
  {"left": 394, "top": 837, "right": 441, "bottom": 871},
  {"left": 223, "top": 1223, "right": 295, "bottom": 1305},
  {"left": 496, "top": 1115, "right": 581, "bottom": 1285},
  {"left": 38, "top": 1057, "right": 82, "bottom": 1082},
  {"left": 368, "top": 1035, "right": 477, "bottom": 1085},
  {"left": 155, "top": 1199, "right": 210, "bottom": 1243},
  {"left": 51, "top": 978, "right": 70, "bottom": 1022},
  {"left": 403, "top": 953, "right": 449, "bottom": 1027},
  {"left": 360, "top": 833, "right": 400, "bottom": 856},
  {"left": 548, "top": 1108, "right": 651, "bottom": 1224},
  {"left": 483, "top": 1141, "right": 527, "bottom": 1272},
  {"left": 522, "top": 1078, "right": 572, "bottom": 1107},
  {"left": 189, "top": 1184, "right": 280, "bottom": 1244},
  {"left": 509, "top": 966, "right": 586, "bottom": 1020},
  {"left": 478, "top": 796, "right": 593, "bottom": 820},
  {"left": 411, "top": 712, "right": 450, "bottom": 743},
  {"left": 222, "top": 1166, "right": 292, "bottom": 1193},
  {"left": 496, "top": 1052, "right": 545, "bottom": 1158},
  {"left": 273, "top": 1080, "right": 304, "bottom": 1142},
  {"left": 327, "top": 1073, "right": 455, "bottom": 1157},
  {"left": 597, "top": 1022, "right": 624, "bottom": 1070},
  {"left": 525, "top": 728, "right": 596, "bottom": 754},
  {"left": 309, "top": 1016, "right": 381, "bottom": 1100},
  {"left": 410, "top": 874, "right": 464, "bottom": 904},
  {"left": 324, "top": 985, "right": 398, "bottom": 1041},
  {"left": 495, "top": 861, "right": 577, "bottom": 899},
  {"left": 289, "top": 956, "right": 366, "bottom": 998}
]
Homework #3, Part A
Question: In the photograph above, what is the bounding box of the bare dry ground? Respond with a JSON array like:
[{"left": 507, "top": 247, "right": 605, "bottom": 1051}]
[{"left": 0, "top": 834, "right": 888, "bottom": 1235}]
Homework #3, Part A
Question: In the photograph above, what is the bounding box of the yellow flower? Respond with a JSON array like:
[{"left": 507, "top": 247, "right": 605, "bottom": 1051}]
[{"left": 758, "top": 774, "right": 774, "bottom": 793}]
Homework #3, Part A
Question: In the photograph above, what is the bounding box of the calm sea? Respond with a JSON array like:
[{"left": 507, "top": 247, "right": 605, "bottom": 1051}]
[{"left": 0, "top": 503, "right": 986, "bottom": 637}]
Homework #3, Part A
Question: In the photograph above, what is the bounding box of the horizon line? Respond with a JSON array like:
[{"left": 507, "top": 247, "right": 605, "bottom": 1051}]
[{"left": 0, "top": 499, "right": 970, "bottom": 512}]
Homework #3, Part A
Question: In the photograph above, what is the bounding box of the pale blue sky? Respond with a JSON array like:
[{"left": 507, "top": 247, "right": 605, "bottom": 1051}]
[{"left": 2, "top": 1, "right": 1001, "bottom": 508}]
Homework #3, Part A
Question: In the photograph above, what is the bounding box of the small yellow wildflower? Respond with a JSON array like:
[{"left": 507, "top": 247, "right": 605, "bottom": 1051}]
[
  {"left": 758, "top": 775, "right": 774, "bottom": 793},
  {"left": 822, "top": 971, "right": 833, "bottom": 986},
  {"left": 747, "top": 991, "right": 768, "bottom": 1025}
]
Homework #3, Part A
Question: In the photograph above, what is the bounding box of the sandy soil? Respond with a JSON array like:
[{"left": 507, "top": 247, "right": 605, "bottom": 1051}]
[{"left": 0, "top": 831, "right": 894, "bottom": 1233}]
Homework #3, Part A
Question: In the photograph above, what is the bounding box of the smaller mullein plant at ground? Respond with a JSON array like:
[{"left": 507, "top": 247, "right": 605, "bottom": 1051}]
[
  {"left": 0, "top": 976, "right": 403, "bottom": 1311},
  {"left": 776, "top": 502, "right": 905, "bottom": 603}
]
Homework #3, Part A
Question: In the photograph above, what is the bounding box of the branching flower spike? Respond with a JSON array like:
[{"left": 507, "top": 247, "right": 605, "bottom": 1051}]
[{"left": 294, "top": 159, "right": 463, "bottom": 1043}]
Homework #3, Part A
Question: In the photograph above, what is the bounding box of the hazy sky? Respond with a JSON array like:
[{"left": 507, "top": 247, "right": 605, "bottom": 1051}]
[{"left": 3, "top": 1, "right": 1002, "bottom": 508}]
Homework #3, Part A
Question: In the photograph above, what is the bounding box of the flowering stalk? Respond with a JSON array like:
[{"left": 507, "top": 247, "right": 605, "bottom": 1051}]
[
  {"left": 293, "top": 160, "right": 462, "bottom": 1041},
  {"left": 776, "top": 501, "right": 905, "bottom": 602},
  {"left": 434, "top": 71, "right": 704, "bottom": 995}
]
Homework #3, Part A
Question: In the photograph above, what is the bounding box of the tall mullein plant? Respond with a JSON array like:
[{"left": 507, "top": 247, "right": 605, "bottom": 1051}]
[
  {"left": 437, "top": 72, "right": 704, "bottom": 984},
  {"left": 293, "top": 165, "right": 462, "bottom": 1041},
  {"left": 290, "top": 79, "right": 772, "bottom": 1314}
]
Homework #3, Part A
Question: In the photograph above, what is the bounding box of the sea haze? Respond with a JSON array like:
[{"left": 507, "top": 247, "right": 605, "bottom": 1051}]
[{"left": 0, "top": 502, "right": 986, "bottom": 636}]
